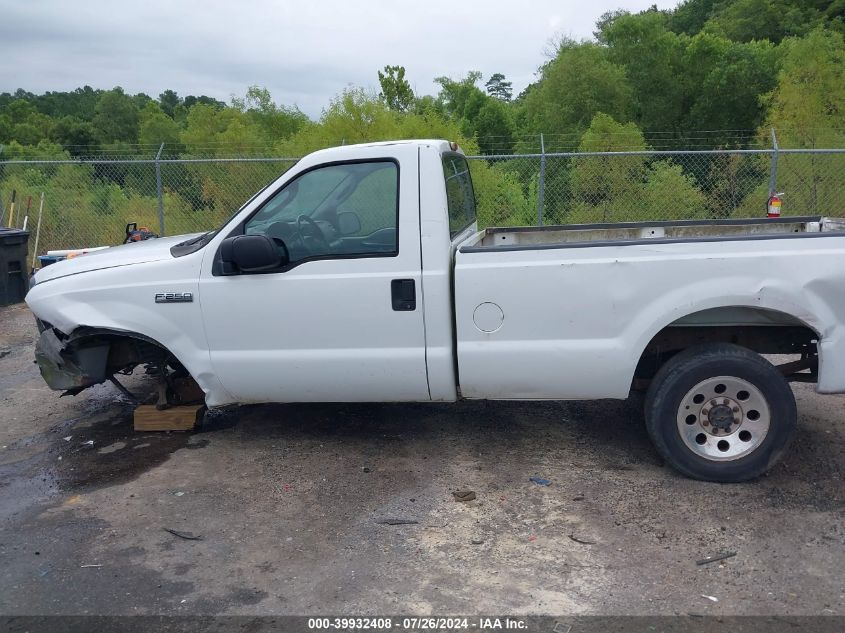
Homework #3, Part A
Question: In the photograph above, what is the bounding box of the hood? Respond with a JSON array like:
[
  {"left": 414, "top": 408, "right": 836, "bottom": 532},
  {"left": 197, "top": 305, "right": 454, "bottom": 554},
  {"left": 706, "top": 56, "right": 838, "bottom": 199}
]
[{"left": 34, "top": 234, "right": 203, "bottom": 283}]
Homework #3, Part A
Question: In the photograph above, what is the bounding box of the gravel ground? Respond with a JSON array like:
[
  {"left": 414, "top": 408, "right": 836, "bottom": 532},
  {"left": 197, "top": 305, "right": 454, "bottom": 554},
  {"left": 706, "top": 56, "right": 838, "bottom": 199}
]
[{"left": 0, "top": 302, "right": 843, "bottom": 617}]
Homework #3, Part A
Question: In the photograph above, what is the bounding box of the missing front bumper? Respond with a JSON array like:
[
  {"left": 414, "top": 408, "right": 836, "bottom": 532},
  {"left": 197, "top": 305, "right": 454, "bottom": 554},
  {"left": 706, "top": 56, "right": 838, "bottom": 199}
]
[{"left": 35, "top": 328, "right": 109, "bottom": 393}]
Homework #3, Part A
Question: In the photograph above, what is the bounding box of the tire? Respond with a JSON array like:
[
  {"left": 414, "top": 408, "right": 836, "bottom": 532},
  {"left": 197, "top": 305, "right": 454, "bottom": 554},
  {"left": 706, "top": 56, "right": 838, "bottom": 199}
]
[{"left": 644, "top": 343, "right": 797, "bottom": 482}]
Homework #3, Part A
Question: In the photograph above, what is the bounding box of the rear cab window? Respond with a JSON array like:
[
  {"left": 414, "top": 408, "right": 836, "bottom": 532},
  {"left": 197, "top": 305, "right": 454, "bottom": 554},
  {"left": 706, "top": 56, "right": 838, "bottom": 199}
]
[{"left": 442, "top": 153, "right": 477, "bottom": 238}]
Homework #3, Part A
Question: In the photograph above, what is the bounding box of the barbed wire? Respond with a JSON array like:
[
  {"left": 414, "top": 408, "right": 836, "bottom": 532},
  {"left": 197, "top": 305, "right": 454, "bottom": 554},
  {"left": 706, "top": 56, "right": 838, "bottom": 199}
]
[{"left": 3, "top": 128, "right": 844, "bottom": 161}]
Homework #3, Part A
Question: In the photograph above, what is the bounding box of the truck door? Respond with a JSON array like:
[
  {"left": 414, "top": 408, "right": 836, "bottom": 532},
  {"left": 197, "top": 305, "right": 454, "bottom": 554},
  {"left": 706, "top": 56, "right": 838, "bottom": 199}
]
[{"left": 198, "top": 146, "right": 430, "bottom": 403}]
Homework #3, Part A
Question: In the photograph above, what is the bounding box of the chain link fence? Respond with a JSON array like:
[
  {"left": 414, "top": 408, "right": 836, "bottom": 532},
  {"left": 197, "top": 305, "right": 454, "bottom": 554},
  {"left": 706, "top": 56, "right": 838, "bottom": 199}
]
[
  {"left": 468, "top": 149, "right": 845, "bottom": 227},
  {"left": 0, "top": 157, "right": 297, "bottom": 255},
  {"left": 1, "top": 147, "right": 844, "bottom": 256}
]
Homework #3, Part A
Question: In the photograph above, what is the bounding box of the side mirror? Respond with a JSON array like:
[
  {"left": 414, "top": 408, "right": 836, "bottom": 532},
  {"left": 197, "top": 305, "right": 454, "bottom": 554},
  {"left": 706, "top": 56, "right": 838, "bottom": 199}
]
[
  {"left": 336, "top": 211, "right": 362, "bottom": 236},
  {"left": 220, "top": 234, "right": 288, "bottom": 273}
]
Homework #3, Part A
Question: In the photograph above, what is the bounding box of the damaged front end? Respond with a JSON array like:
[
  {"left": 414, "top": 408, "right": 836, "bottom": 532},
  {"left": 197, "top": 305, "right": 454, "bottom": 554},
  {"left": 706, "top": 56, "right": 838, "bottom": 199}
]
[
  {"left": 35, "top": 327, "right": 110, "bottom": 394},
  {"left": 34, "top": 325, "right": 203, "bottom": 407}
]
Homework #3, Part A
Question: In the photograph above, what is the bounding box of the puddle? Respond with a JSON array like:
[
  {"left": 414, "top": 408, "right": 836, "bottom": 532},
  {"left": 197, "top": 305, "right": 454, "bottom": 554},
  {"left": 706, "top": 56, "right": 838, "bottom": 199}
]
[
  {"left": 42, "top": 399, "right": 240, "bottom": 492},
  {"left": 50, "top": 408, "right": 196, "bottom": 491}
]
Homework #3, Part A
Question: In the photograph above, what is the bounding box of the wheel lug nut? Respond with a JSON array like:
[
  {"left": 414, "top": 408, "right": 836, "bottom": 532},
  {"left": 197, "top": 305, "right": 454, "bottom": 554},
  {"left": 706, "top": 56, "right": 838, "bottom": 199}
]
[
  {"left": 710, "top": 400, "right": 718, "bottom": 407},
  {"left": 703, "top": 421, "right": 709, "bottom": 427},
  {"left": 732, "top": 406, "right": 739, "bottom": 413}
]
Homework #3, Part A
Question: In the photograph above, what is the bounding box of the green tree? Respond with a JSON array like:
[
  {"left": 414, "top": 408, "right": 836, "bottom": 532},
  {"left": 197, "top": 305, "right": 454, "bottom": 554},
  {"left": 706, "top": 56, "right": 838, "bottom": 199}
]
[
  {"left": 593, "top": 9, "right": 630, "bottom": 43},
  {"left": 602, "top": 10, "right": 687, "bottom": 135},
  {"left": 92, "top": 87, "right": 139, "bottom": 144},
  {"left": 703, "top": 0, "right": 815, "bottom": 43},
  {"left": 484, "top": 73, "right": 512, "bottom": 101},
  {"left": 763, "top": 28, "right": 845, "bottom": 214},
  {"left": 434, "top": 73, "right": 514, "bottom": 152},
  {"left": 0, "top": 99, "right": 53, "bottom": 144},
  {"left": 159, "top": 89, "right": 181, "bottom": 118},
  {"left": 50, "top": 115, "right": 97, "bottom": 154},
  {"left": 474, "top": 100, "right": 514, "bottom": 153},
  {"left": 570, "top": 113, "right": 648, "bottom": 221},
  {"left": 683, "top": 35, "right": 779, "bottom": 141},
  {"left": 138, "top": 102, "right": 181, "bottom": 147},
  {"left": 230, "top": 85, "right": 276, "bottom": 113},
  {"left": 641, "top": 161, "right": 708, "bottom": 219},
  {"left": 434, "top": 71, "right": 484, "bottom": 120},
  {"left": 523, "top": 42, "right": 632, "bottom": 142},
  {"left": 183, "top": 95, "right": 225, "bottom": 110},
  {"left": 377, "top": 65, "right": 415, "bottom": 112},
  {"left": 667, "top": 0, "right": 720, "bottom": 35},
  {"left": 277, "top": 88, "right": 473, "bottom": 156},
  {"left": 764, "top": 28, "right": 845, "bottom": 147},
  {"left": 231, "top": 86, "right": 309, "bottom": 141}
]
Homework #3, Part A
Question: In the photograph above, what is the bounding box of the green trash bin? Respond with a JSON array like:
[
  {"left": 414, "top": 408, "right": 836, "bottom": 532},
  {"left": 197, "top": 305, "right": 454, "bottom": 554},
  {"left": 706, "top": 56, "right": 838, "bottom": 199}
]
[{"left": 0, "top": 229, "right": 30, "bottom": 306}]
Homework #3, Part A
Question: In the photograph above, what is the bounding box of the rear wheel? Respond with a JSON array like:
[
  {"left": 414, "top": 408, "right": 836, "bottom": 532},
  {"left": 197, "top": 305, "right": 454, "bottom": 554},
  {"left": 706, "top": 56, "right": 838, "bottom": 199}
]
[{"left": 645, "top": 343, "right": 797, "bottom": 482}]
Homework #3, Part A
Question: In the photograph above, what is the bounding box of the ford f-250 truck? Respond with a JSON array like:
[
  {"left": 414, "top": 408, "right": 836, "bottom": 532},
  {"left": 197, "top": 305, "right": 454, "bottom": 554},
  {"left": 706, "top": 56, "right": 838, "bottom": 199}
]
[{"left": 25, "top": 140, "right": 845, "bottom": 482}]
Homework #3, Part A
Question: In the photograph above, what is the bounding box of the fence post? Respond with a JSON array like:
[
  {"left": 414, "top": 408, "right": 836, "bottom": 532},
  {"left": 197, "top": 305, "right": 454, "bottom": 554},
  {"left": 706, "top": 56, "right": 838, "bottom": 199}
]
[
  {"left": 155, "top": 142, "right": 165, "bottom": 236},
  {"left": 537, "top": 133, "right": 546, "bottom": 226},
  {"left": 768, "top": 127, "right": 779, "bottom": 197}
]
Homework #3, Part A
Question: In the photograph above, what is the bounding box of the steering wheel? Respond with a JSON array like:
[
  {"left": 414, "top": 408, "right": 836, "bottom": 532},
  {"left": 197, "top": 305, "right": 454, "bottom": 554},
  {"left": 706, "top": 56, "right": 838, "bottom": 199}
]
[{"left": 295, "top": 214, "right": 332, "bottom": 254}]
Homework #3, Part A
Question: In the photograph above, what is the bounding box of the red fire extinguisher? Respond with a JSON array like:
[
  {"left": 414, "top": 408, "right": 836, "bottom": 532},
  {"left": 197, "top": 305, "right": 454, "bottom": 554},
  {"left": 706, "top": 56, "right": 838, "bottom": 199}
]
[{"left": 767, "top": 193, "right": 783, "bottom": 218}]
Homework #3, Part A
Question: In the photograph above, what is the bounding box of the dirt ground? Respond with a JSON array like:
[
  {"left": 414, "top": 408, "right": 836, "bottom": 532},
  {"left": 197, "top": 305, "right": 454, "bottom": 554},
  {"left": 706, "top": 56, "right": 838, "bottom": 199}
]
[{"left": 0, "top": 302, "right": 843, "bottom": 617}]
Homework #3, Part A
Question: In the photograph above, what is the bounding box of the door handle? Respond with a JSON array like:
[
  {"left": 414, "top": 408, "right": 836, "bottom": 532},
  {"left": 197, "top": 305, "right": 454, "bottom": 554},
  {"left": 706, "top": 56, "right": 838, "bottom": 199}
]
[{"left": 391, "top": 279, "right": 416, "bottom": 311}]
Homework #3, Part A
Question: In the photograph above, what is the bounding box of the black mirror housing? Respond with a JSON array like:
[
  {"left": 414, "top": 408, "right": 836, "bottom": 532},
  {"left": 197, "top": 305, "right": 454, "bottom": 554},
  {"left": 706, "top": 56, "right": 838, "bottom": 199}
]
[{"left": 220, "top": 234, "right": 288, "bottom": 273}]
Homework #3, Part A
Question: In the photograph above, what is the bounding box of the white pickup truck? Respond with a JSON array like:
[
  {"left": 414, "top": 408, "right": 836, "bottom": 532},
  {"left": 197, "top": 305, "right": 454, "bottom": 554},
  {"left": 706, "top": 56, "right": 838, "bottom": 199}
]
[{"left": 26, "top": 140, "right": 845, "bottom": 482}]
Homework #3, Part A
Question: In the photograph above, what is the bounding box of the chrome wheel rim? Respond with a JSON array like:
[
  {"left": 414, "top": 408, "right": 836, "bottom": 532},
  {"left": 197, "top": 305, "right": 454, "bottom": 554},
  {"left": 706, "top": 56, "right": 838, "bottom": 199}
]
[{"left": 676, "top": 376, "right": 770, "bottom": 461}]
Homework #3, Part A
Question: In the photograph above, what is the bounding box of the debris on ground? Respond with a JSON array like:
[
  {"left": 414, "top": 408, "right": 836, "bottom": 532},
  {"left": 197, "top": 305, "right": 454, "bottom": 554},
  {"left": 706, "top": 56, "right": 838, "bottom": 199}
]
[
  {"left": 362, "top": 466, "right": 371, "bottom": 473},
  {"left": 81, "top": 440, "right": 94, "bottom": 446},
  {"left": 471, "top": 538, "right": 484, "bottom": 545},
  {"left": 452, "top": 490, "right": 476, "bottom": 502},
  {"left": 374, "top": 518, "right": 419, "bottom": 525},
  {"left": 529, "top": 477, "right": 551, "bottom": 486},
  {"left": 163, "top": 528, "right": 203, "bottom": 540},
  {"left": 62, "top": 436, "right": 72, "bottom": 442},
  {"left": 572, "top": 494, "right": 585, "bottom": 501},
  {"left": 701, "top": 595, "right": 719, "bottom": 602},
  {"left": 0, "top": 346, "right": 10, "bottom": 359},
  {"left": 696, "top": 551, "right": 737, "bottom": 566},
  {"left": 568, "top": 534, "right": 596, "bottom": 545},
  {"left": 80, "top": 564, "right": 102, "bottom": 568}
]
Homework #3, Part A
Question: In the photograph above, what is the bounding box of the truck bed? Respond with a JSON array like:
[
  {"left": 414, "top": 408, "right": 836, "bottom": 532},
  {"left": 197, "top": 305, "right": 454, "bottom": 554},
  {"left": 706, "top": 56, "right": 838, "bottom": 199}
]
[
  {"left": 453, "top": 214, "right": 845, "bottom": 401},
  {"left": 462, "top": 216, "right": 845, "bottom": 251}
]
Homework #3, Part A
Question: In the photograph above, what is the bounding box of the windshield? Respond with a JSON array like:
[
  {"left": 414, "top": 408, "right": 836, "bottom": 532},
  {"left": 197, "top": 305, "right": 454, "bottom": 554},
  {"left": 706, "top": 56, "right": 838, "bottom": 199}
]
[{"left": 170, "top": 162, "right": 300, "bottom": 258}]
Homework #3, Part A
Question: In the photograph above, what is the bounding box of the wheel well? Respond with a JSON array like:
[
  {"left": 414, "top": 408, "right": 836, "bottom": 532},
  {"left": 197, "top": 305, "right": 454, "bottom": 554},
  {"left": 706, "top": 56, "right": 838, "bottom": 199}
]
[
  {"left": 48, "top": 327, "right": 196, "bottom": 398},
  {"left": 634, "top": 307, "right": 819, "bottom": 389},
  {"left": 64, "top": 328, "right": 179, "bottom": 375}
]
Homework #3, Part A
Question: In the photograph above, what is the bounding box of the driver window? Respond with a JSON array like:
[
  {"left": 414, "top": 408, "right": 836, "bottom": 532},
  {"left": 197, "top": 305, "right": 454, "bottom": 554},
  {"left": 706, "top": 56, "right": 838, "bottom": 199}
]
[{"left": 245, "top": 161, "right": 399, "bottom": 264}]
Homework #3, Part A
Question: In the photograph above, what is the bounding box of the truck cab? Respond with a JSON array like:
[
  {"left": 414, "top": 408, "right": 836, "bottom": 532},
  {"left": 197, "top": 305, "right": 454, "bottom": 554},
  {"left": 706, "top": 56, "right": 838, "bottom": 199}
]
[{"left": 28, "top": 140, "right": 469, "bottom": 407}]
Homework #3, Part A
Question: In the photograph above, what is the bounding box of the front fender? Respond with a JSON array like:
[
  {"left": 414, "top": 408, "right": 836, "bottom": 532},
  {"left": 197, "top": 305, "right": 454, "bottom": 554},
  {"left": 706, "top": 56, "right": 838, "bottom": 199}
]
[
  {"left": 35, "top": 327, "right": 109, "bottom": 393},
  {"left": 26, "top": 256, "right": 236, "bottom": 406}
]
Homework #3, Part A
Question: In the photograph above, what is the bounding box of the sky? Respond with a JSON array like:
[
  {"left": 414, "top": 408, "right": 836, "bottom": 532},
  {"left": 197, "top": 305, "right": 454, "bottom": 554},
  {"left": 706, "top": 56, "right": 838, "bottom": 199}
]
[{"left": 0, "top": 0, "right": 678, "bottom": 117}]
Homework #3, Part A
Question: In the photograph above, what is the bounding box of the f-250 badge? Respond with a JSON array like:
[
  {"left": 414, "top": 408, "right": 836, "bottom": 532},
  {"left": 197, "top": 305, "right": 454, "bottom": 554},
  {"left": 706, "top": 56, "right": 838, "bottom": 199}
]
[{"left": 155, "top": 292, "right": 193, "bottom": 303}]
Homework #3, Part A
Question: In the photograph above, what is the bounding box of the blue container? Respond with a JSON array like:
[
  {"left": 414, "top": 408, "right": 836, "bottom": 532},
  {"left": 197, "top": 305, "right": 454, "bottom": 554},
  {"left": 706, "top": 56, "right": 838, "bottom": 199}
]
[{"left": 37, "top": 254, "right": 65, "bottom": 267}]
